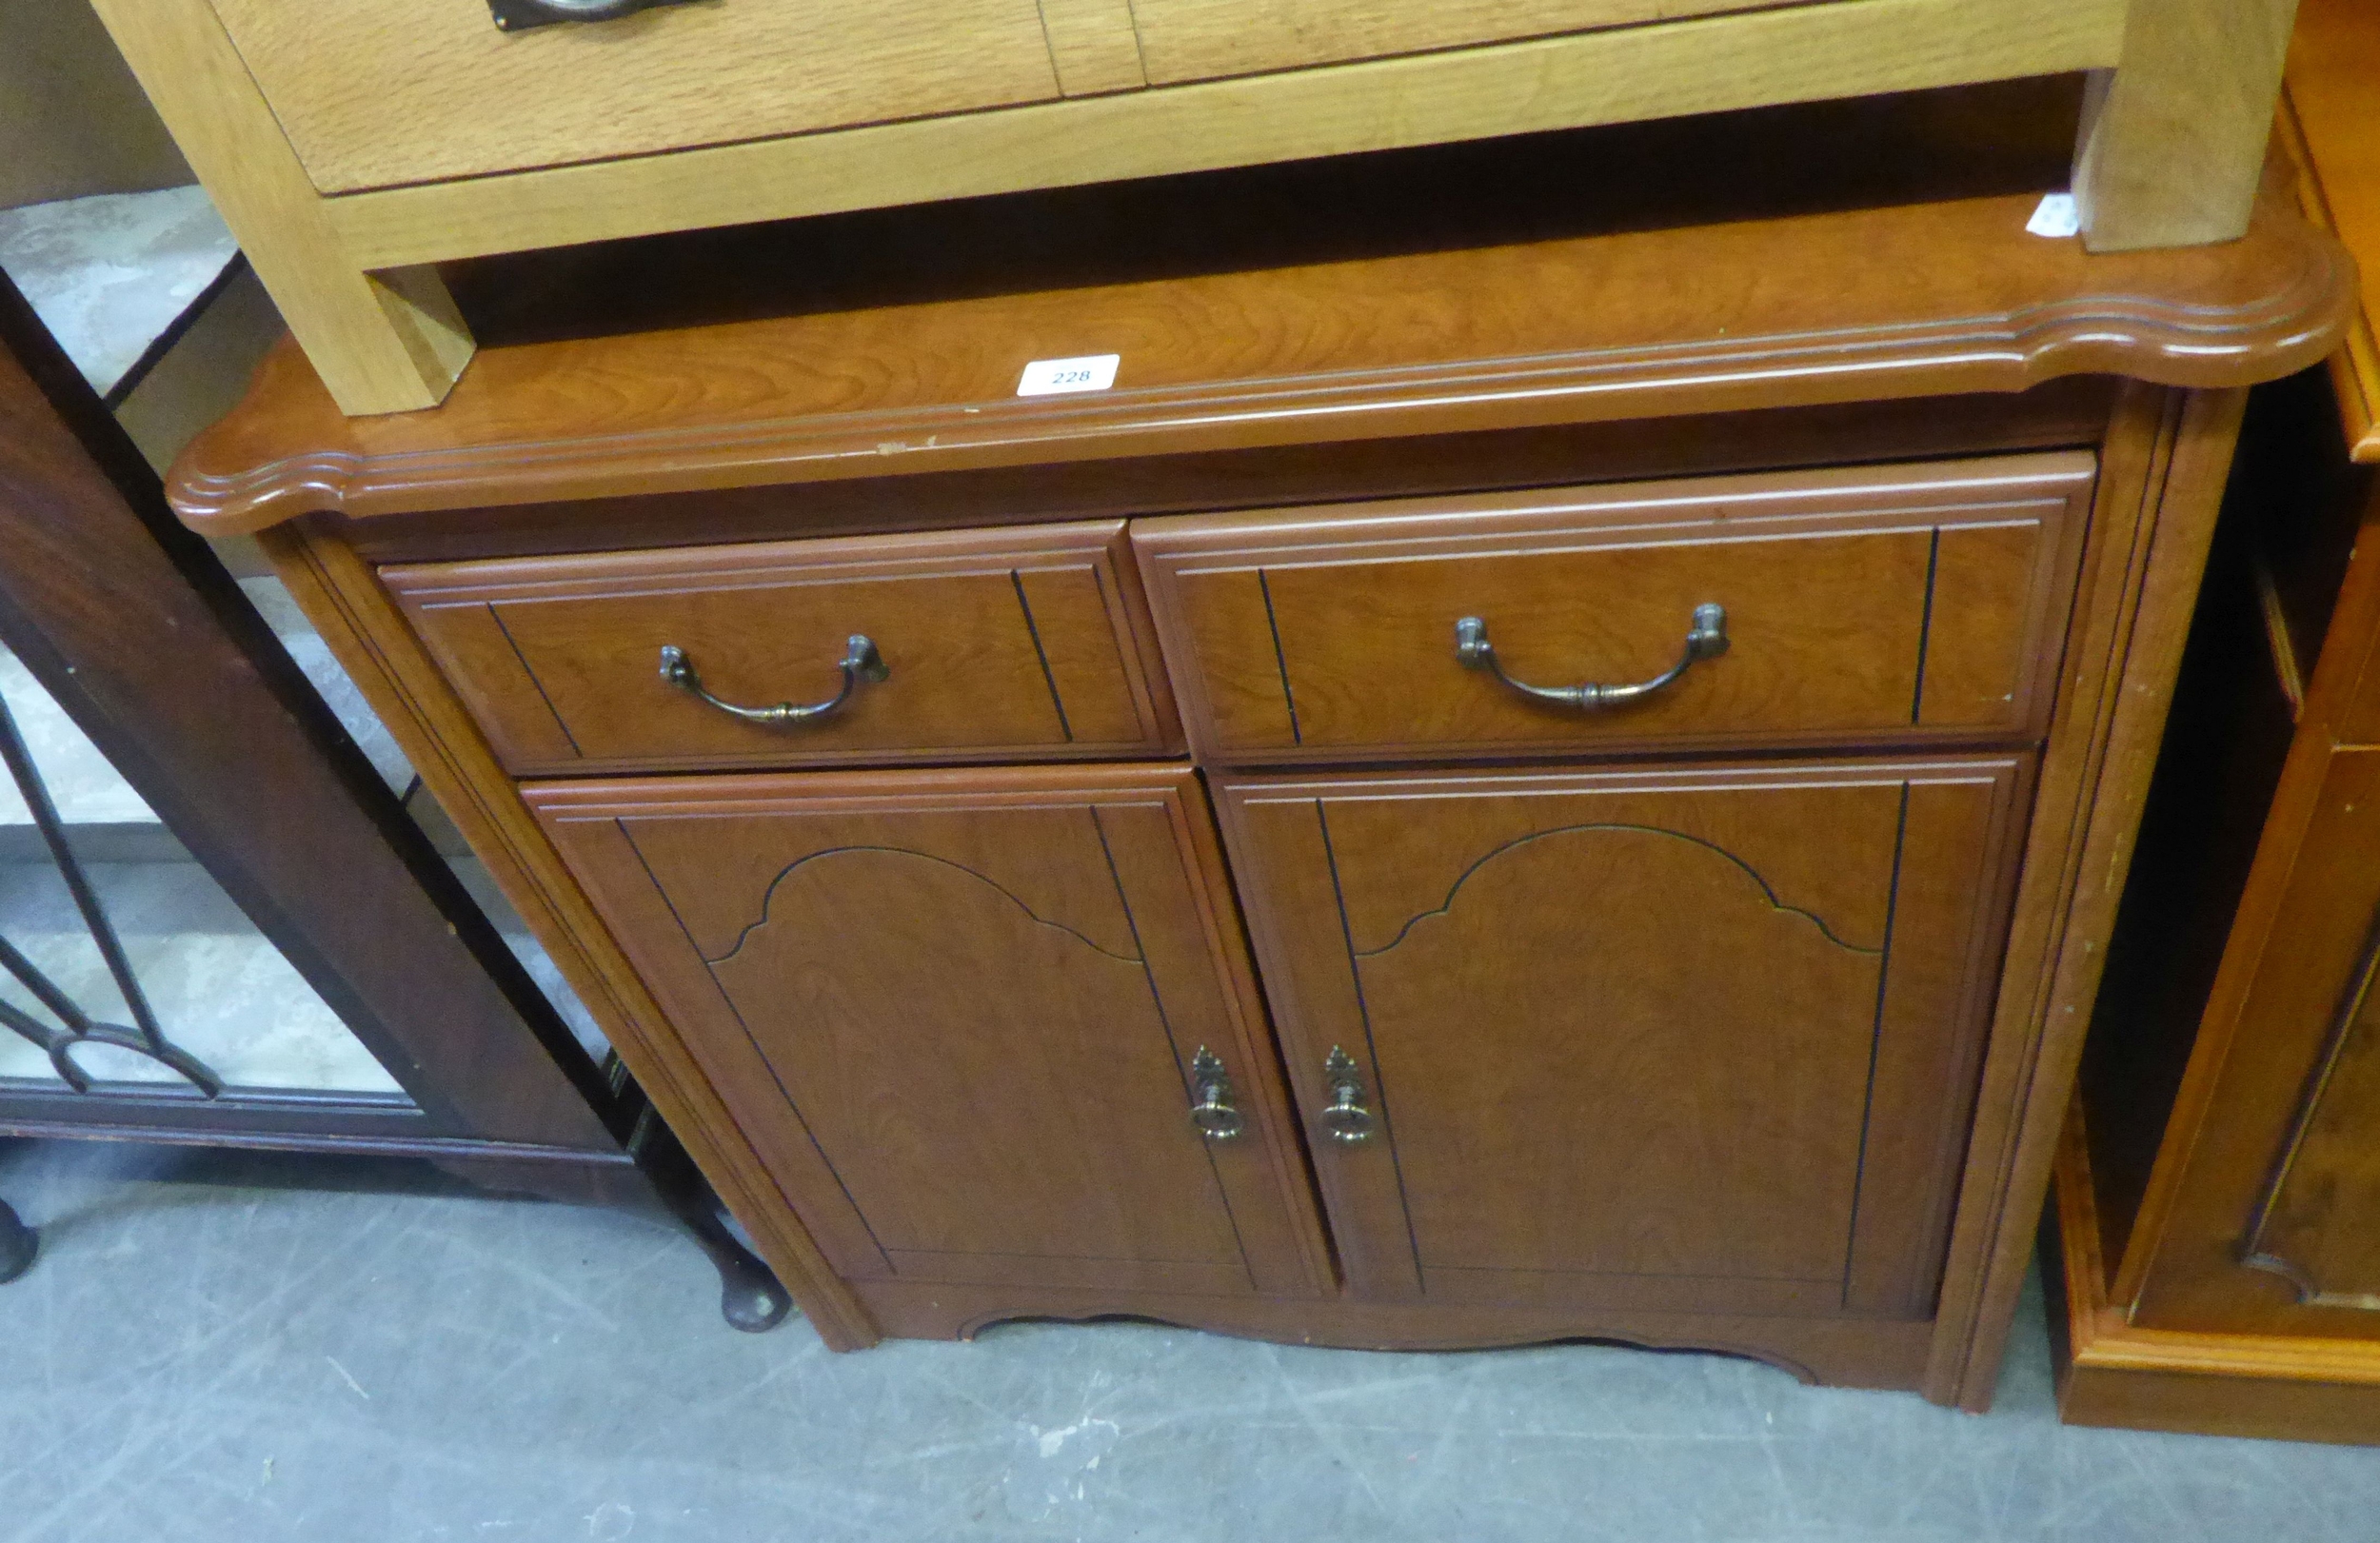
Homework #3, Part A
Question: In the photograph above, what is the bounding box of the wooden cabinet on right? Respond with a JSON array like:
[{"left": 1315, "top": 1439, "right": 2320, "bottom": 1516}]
[
  {"left": 2049, "top": 1, "right": 2380, "bottom": 1445},
  {"left": 2053, "top": 366, "right": 2380, "bottom": 1443}
]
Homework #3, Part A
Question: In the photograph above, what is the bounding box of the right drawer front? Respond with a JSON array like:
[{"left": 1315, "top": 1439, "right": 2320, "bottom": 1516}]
[{"left": 1133, "top": 454, "right": 2094, "bottom": 763}]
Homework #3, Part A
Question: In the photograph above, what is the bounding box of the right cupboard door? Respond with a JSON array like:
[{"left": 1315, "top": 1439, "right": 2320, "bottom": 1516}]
[{"left": 1218, "top": 757, "right": 2029, "bottom": 1321}]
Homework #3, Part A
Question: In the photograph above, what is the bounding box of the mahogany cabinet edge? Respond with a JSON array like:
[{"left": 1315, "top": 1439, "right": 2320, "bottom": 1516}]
[{"left": 161, "top": 195, "right": 2351, "bottom": 535}]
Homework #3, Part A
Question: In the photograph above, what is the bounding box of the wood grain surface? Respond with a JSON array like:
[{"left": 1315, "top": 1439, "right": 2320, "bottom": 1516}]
[
  {"left": 1216, "top": 757, "right": 2025, "bottom": 1321},
  {"left": 83, "top": 0, "right": 473, "bottom": 415},
  {"left": 1036, "top": 0, "right": 1147, "bottom": 94},
  {"left": 387, "top": 521, "right": 1178, "bottom": 775},
  {"left": 309, "top": 0, "right": 2123, "bottom": 274},
  {"left": 2049, "top": 358, "right": 2380, "bottom": 1429},
  {"left": 1133, "top": 455, "right": 2092, "bottom": 763},
  {"left": 1128, "top": 0, "right": 1799, "bottom": 85},
  {"left": 529, "top": 764, "right": 1333, "bottom": 1299},
  {"left": 167, "top": 142, "right": 2346, "bottom": 535},
  {"left": 208, "top": 0, "right": 1061, "bottom": 192},
  {"left": 2053, "top": 1113, "right": 2380, "bottom": 1445},
  {"left": 2070, "top": 0, "right": 2296, "bottom": 251},
  {"left": 2129, "top": 747, "right": 2380, "bottom": 1335}
]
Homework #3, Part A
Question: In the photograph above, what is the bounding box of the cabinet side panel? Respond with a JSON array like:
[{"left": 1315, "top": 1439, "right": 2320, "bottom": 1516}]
[
  {"left": 1927, "top": 386, "right": 2244, "bottom": 1408},
  {"left": 2075, "top": 490, "right": 2296, "bottom": 1291}
]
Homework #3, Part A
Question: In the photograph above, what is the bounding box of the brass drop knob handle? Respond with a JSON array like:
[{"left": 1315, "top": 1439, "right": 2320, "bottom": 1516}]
[
  {"left": 1319, "top": 1046, "right": 1375, "bottom": 1144},
  {"left": 1187, "top": 1047, "right": 1244, "bottom": 1141}
]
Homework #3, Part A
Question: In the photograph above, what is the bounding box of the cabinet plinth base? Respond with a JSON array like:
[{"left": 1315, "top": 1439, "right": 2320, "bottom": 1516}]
[{"left": 849, "top": 1278, "right": 1935, "bottom": 1394}]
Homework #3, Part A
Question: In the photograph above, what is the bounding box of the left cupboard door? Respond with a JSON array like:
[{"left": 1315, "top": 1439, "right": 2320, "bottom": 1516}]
[{"left": 529, "top": 763, "right": 1332, "bottom": 1300}]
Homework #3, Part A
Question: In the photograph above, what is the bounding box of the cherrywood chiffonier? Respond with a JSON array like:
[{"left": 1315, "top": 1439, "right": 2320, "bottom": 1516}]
[
  {"left": 2049, "top": 0, "right": 2380, "bottom": 1444},
  {"left": 161, "top": 104, "right": 2351, "bottom": 1409}
]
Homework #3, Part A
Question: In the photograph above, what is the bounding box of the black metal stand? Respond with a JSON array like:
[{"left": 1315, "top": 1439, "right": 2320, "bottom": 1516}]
[
  {"left": 633, "top": 1112, "right": 792, "bottom": 1334},
  {"left": 0, "top": 693, "right": 223, "bottom": 1098},
  {"left": 0, "top": 1197, "right": 34, "bottom": 1284}
]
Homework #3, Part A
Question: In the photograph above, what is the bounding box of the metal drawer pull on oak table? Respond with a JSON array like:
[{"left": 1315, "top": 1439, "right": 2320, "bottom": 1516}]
[
  {"left": 658, "top": 637, "right": 888, "bottom": 725},
  {"left": 1455, "top": 603, "right": 1729, "bottom": 708},
  {"left": 485, "top": 0, "right": 699, "bottom": 31}
]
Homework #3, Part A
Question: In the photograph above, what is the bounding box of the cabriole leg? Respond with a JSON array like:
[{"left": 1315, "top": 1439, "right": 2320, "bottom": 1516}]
[
  {"left": 634, "top": 1114, "right": 793, "bottom": 1335},
  {"left": 0, "top": 1197, "right": 35, "bottom": 1284}
]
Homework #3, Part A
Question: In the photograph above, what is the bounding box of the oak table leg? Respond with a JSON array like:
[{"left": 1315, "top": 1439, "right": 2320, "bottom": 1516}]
[
  {"left": 2072, "top": 0, "right": 2299, "bottom": 251},
  {"left": 83, "top": 0, "right": 474, "bottom": 415}
]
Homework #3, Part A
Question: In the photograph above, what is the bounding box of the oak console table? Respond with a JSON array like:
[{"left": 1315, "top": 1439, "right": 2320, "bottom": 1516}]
[
  {"left": 163, "top": 104, "right": 2350, "bottom": 1406},
  {"left": 89, "top": 0, "right": 2301, "bottom": 414}
]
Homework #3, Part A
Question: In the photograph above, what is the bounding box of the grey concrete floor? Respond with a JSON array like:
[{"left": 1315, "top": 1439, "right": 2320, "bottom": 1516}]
[{"left": 1, "top": 1138, "right": 2374, "bottom": 1543}]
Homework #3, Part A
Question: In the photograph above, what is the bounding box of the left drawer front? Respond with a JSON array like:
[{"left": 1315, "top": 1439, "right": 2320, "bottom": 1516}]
[{"left": 386, "top": 522, "right": 1177, "bottom": 776}]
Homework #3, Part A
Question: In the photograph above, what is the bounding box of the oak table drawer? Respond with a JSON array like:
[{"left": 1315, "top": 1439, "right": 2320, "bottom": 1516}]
[
  {"left": 385, "top": 521, "right": 1177, "bottom": 776},
  {"left": 1132, "top": 455, "right": 2094, "bottom": 763},
  {"left": 203, "top": 0, "right": 1062, "bottom": 194}
]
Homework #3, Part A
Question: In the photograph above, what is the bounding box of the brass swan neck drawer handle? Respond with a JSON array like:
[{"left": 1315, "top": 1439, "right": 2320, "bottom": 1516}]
[
  {"left": 1187, "top": 1047, "right": 1244, "bottom": 1140},
  {"left": 1454, "top": 603, "right": 1729, "bottom": 708},
  {"left": 1319, "top": 1047, "right": 1375, "bottom": 1144},
  {"left": 657, "top": 637, "right": 888, "bottom": 726}
]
